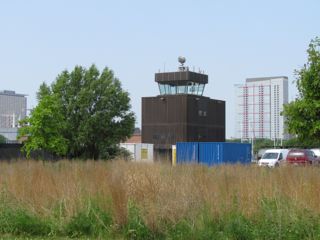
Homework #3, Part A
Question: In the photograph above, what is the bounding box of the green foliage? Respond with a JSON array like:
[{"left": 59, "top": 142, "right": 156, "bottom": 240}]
[
  {"left": 66, "top": 206, "right": 112, "bottom": 238},
  {"left": 19, "top": 64, "right": 135, "bottom": 159},
  {"left": 19, "top": 95, "right": 68, "bottom": 157},
  {"left": 0, "top": 206, "right": 52, "bottom": 236},
  {"left": 283, "top": 37, "right": 320, "bottom": 141},
  {"left": 283, "top": 137, "right": 320, "bottom": 148},
  {"left": 116, "top": 147, "right": 134, "bottom": 160},
  {"left": 124, "top": 203, "right": 157, "bottom": 240},
  {"left": 252, "top": 199, "right": 320, "bottom": 239},
  {"left": 0, "top": 134, "right": 6, "bottom": 144},
  {"left": 36, "top": 82, "right": 51, "bottom": 101},
  {"left": 167, "top": 220, "right": 194, "bottom": 240},
  {"left": 1, "top": 199, "right": 320, "bottom": 239},
  {"left": 225, "top": 215, "right": 254, "bottom": 240}
]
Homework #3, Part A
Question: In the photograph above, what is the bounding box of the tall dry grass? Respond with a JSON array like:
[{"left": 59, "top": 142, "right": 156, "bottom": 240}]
[{"left": 0, "top": 160, "right": 320, "bottom": 230}]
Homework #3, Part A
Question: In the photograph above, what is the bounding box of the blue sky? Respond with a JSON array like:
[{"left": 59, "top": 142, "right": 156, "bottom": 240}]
[{"left": 0, "top": 0, "right": 319, "bottom": 137}]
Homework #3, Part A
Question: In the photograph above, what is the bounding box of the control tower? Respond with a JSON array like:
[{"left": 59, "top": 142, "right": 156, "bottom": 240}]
[{"left": 142, "top": 57, "right": 225, "bottom": 152}]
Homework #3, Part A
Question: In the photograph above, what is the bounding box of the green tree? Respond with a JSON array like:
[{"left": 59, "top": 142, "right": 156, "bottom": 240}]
[
  {"left": 19, "top": 94, "right": 68, "bottom": 157},
  {"left": 283, "top": 37, "right": 320, "bottom": 142},
  {"left": 0, "top": 134, "right": 6, "bottom": 144},
  {"left": 36, "top": 82, "right": 51, "bottom": 101},
  {"left": 20, "top": 65, "right": 135, "bottom": 159}
]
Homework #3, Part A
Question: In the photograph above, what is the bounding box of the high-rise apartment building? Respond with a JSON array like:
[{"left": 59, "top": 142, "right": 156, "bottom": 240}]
[
  {"left": 0, "top": 90, "right": 27, "bottom": 128},
  {"left": 234, "top": 76, "right": 289, "bottom": 140}
]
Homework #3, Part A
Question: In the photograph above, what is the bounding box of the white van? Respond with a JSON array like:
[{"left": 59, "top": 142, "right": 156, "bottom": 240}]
[
  {"left": 311, "top": 149, "right": 320, "bottom": 158},
  {"left": 258, "top": 149, "right": 289, "bottom": 167}
]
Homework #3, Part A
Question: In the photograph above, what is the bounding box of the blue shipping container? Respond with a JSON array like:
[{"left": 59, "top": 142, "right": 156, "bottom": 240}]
[
  {"left": 199, "top": 142, "right": 251, "bottom": 166},
  {"left": 221, "top": 143, "right": 251, "bottom": 164},
  {"left": 198, "top": 142, "right": 224, "bottom": 166},
  {"left": 176, "top": 142, "right": 251, "bottom": 166},
  {"left": 176, "top": 142, "right": 199, "bottom": 164}
]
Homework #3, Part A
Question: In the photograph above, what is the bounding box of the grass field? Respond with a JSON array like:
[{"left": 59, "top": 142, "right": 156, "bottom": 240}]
[{"left": 0, "top": 160, "right": 320, "bottom": 239}]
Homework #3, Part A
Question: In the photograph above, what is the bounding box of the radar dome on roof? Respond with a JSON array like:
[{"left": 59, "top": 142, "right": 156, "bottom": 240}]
[{"left": 178, "top": 56, "right": 186, "bottom": 65}]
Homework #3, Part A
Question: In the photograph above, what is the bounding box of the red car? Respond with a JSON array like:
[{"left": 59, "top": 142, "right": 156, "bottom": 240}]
[{"left": 286, "top": 149, "right": 319, "bottom": 165}]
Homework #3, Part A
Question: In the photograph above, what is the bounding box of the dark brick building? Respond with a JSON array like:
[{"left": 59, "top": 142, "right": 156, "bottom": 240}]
[{"left": 142, "top": 59, "right": 225, "bottom": 151}]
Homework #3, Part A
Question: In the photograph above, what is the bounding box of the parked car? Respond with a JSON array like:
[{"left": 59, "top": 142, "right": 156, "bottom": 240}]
[
  {"left": 258, "top": 149, "right": 289, "bottom": 167},
  {"left": 286, "top": 149, "right": 319, "bottom": 165},
  {"left": 311, "top": 148, "right": 320, "bottom": 158}
]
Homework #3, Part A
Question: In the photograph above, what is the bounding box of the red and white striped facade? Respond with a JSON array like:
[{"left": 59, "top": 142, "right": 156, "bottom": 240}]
[{"left": 235, "top": 76, "right": 289, "bottom": 140}]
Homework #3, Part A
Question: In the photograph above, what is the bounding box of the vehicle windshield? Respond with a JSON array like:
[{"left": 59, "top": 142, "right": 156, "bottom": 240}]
[
  {"left": 311, "top": 150, "right": 320, "bottom": 157},
  {"left": 262, "top": 152, "right": 279, "bottom": 159}
]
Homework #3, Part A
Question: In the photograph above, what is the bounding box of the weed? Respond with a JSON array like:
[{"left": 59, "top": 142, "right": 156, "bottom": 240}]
[
  {"left": 65, "top": 205, "right": 112, "bottom": 238},
  {"left": 0, "top": 206, "right": 52, "bottom": 236}
]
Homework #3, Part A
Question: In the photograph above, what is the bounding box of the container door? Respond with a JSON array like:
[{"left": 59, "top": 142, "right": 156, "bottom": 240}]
[
  {"left": 222, "top": 143, "right": 251, "bottom": 164},
  {"left": 176, "top": 142, "right": 199, "bottom": 164},
  {"left": 199, "top": 142, "right": 223, "bottom": 166}
]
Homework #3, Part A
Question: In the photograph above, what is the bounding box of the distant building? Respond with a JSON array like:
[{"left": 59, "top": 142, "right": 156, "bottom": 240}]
[
  {"left": 0, "top": 90, "right": 27, "bottom": 140},
  {"left": 0, "top": 128, "right": 19, "bottom": 142},
  {"left": 234, "top": 76, "right": 289, "bottom": 140},
  {"left": 124, "top": 128, "right": 142, "bottom": 144}
]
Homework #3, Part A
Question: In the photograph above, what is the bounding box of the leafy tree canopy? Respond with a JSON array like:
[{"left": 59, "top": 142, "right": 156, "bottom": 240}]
[
  {"left": 0, "top": 134, "right": 6, "bottom": 144},
  {"left": 283, "top": 37, "right": 320, "bottom": 141},
  {"left": 20, "top": 65, "right": 135, "bottom": 159}
]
